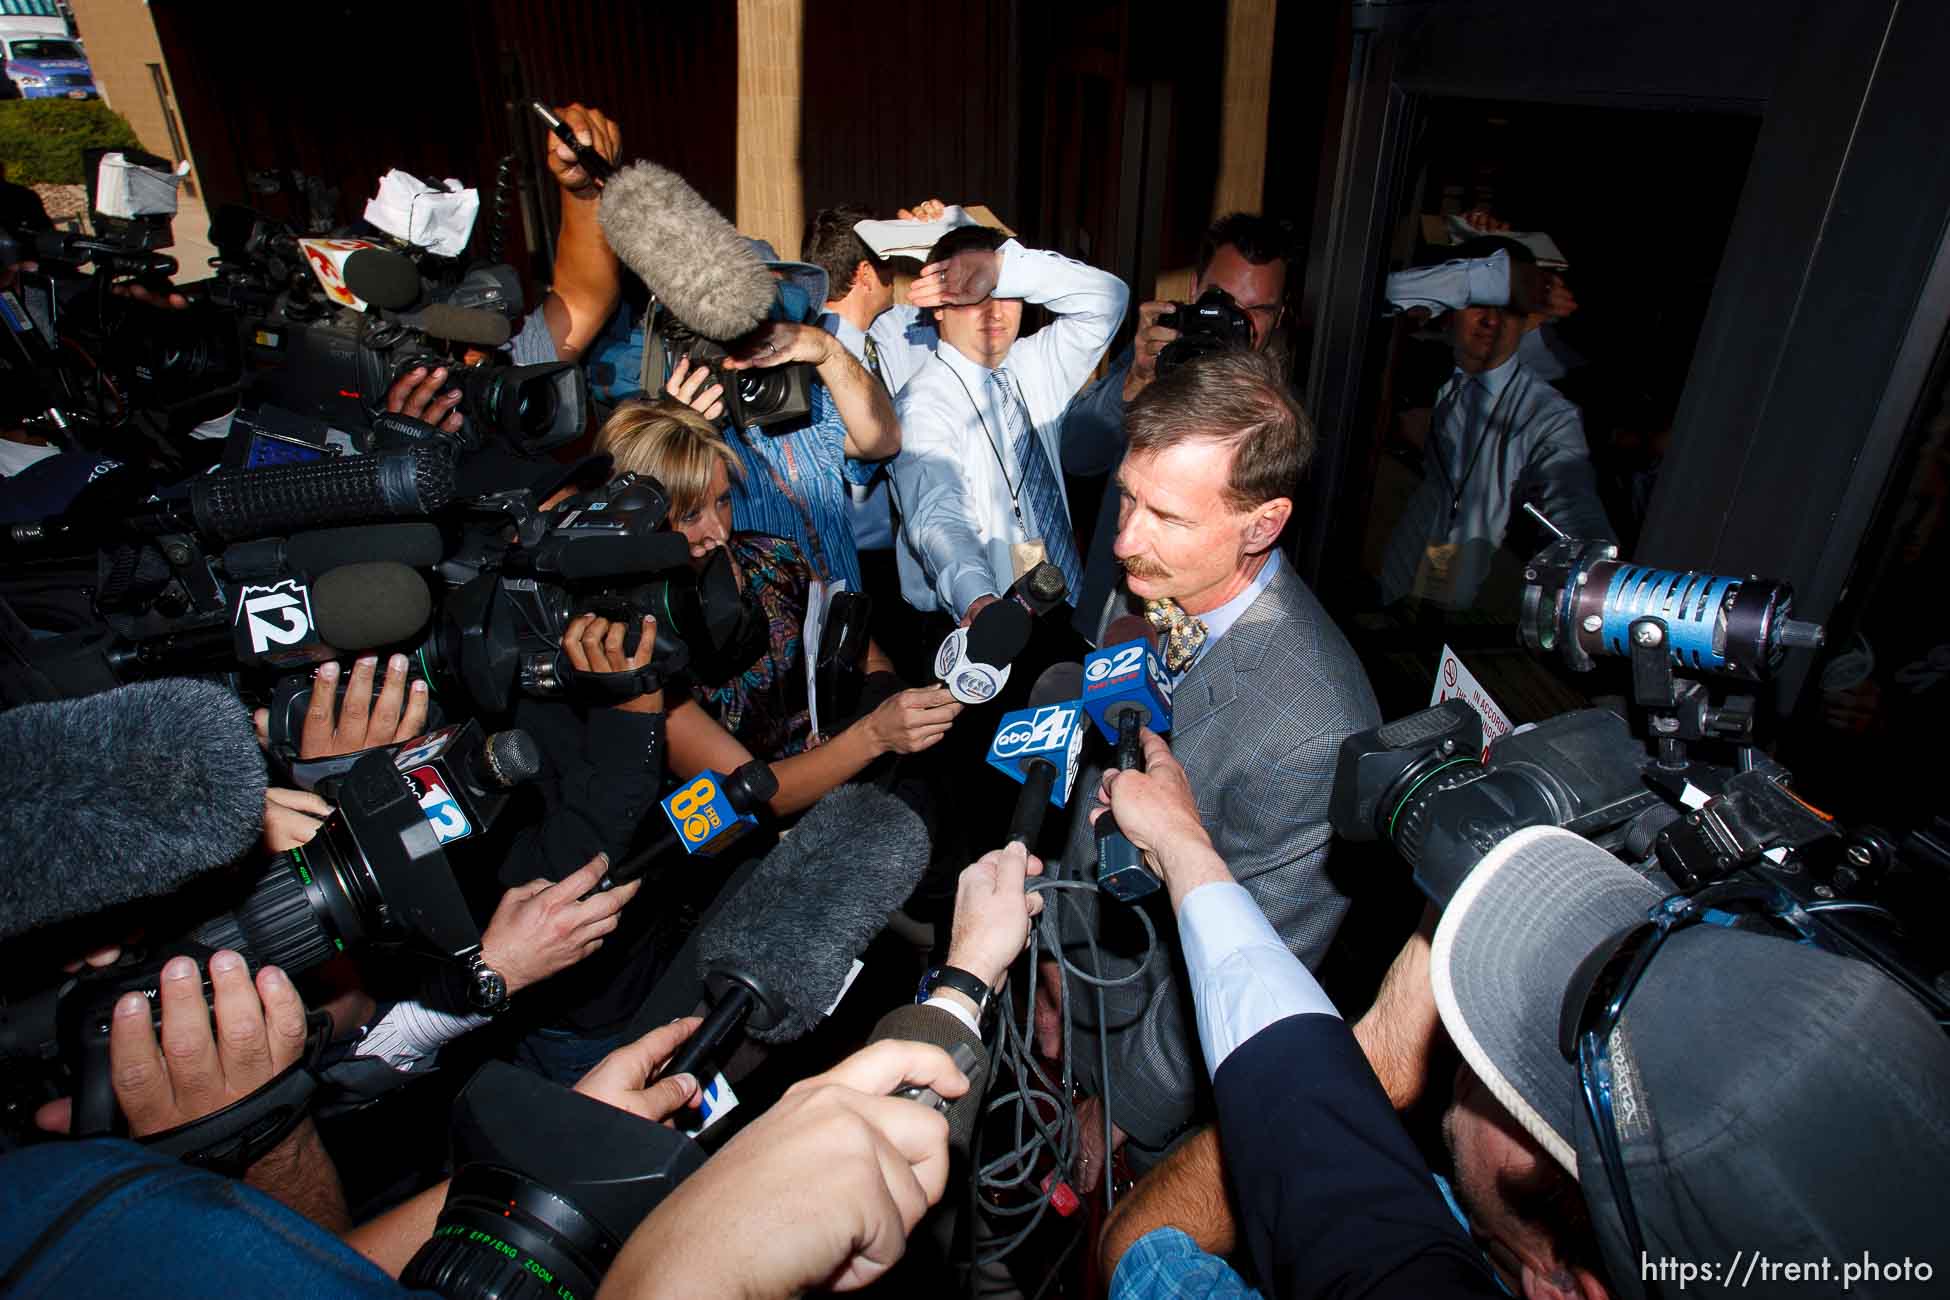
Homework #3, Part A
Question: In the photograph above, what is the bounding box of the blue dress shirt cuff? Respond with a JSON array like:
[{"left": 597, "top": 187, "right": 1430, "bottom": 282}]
[
  {"left": 948, "top": 571, "right": 1000, "bottom": 620},
  {"left": 1179, "top": 881, "right": 1341, "bottom": 1081},
  {"left": 1382, "top": 248, "right": 1510, "bottom": 314}
]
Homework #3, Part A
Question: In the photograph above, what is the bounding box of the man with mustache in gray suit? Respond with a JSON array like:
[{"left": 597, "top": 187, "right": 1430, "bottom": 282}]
[{"left": 1047, "top": 346, "right": 1381, "bottom": 1195}]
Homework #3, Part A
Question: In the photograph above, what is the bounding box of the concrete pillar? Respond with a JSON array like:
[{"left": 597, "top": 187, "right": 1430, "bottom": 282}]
[{"left": 737, "top": 0, "right": 805, "bottom": 259}]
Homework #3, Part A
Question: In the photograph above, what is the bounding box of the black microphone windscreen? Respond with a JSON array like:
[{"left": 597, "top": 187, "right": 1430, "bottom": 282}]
[
  {"left": 416, "top": 304, "right": 514, "bottom": 349},
  {"left": 343, "top": 247, "right": 422, "bottom": 311},
  {"left": 1101, "top": 613, "right": 1158, "bottom": 652},
  {"left": 597, "top": 161, "right": 776, "bottom": 342},
  {"left": 283, "top": 522, "right": 444, "bottom": 575},
  {"left": 191, "top": 444, "right": 456, "bottom": 543},
  {"left": 695, "top": 784, "right": 929, "bottom": 1044},
  {"left": 311, "top": 562, "right": 431, "bottom": 650},
  {"left": 1029, "top": 660, "right": 1086, "bottom": 707},
  {"left": 966, "top": 599, "right": 1032, "bottom": 669},
  {"left": 0, "top": 679, "right": 267, "bottom": 940}
]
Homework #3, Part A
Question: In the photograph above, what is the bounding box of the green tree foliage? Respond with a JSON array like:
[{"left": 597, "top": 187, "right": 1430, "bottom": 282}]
[{"left": 0, "top": 99, "right": 142, "bottom": 186}]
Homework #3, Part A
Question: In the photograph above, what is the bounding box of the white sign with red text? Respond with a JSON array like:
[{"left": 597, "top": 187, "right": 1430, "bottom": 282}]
[{"left": 1431, "top": 644, "right": 1513, "bottom": 753}]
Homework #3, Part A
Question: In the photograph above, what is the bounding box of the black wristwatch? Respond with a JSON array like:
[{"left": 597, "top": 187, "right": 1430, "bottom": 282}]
[
  {"left": 917, "top": 965, "right": 993, "bottom": 1025},
  {"left": 464, "top": 953, "right": 510, "bottom": 1015}
]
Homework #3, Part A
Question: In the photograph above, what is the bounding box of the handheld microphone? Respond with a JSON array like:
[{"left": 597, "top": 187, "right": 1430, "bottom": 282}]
[
  {"left": 219, "top": 522, "right": 446, "bottom": 580},
  {"left": 656, "top": 760, "right": 780, "bottom": 860},
  {"left": 107, "top": 561, "right": 431, "bottom": 685},
  {"left": 341, "top": 246, "right": 422, "bottom": 311},
  {"left": 935, "top": 597, "right": 1032, "bottom": 705},
  {"left": 189, "top": 442, "right": 456, "bottom": 544},
  {"left": 658, "top": 784, "right": 930, "bottom": 1085},
  {"left": 402, "top": 303, "right": 515, "bottom": 349},
  {"left": 985, "top": 662, "right": 1087, "bottom": 847},
  {"left": 1005, "top": 561, "right": 1070, "bottom": 618},
  {"left": 0, "top": 679, "right": 267, "bottom": 941},
  {"left": 597, "top": 162, "right": 776, "bottom": 342},
  {"left": 1083, "top": 617, "right": 1174, "bottom": 902}
]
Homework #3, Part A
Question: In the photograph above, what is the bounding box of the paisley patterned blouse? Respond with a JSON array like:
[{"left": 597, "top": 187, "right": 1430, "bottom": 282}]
[{"left": 687, "top": 533, "right": 816, "bottom": 760}]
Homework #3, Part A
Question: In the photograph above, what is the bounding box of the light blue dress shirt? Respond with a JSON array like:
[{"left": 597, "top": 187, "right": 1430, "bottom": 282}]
[{"left": 889, "top": 240, "right": 1129, "bottom": 616}]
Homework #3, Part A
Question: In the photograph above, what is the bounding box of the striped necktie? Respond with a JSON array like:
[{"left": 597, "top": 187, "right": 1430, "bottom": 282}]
[
  {"left": 863, "top": 334, "right": 887, "bottom": 390},
  {"left": 992, "top": 367, "right": 1081, "bottom": 604}
]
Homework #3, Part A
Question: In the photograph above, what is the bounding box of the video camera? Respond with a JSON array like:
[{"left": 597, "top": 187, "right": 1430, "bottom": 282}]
[
  {"left": 642, "top": 284, "right": 816, "bottom": 432},
  {"left": 255, "top": 469, "right": 754, "bottom": 739},
  {"left": 1330, "top": 537, "right": 1947, "bottom": 1017},
  {"left": 205, "top": 209, "right": 590, "bottom": 456},
  {"left": 1156, "top": 285, "right": 1254, "bottom": 376},
  {"left": 0, "top": 153, "right": 244, "bottom": 444},
  {"left": 400, "top": 1061, "right": 704, "bottom": 1300},
  {"left": 0, "top": 718, "right": 541, "bottom": 1149}
]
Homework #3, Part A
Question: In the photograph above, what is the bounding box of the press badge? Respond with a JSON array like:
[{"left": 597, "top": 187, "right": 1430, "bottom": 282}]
[{"left": 1011, "top": 539, "right": 1049, "bottom": 582}]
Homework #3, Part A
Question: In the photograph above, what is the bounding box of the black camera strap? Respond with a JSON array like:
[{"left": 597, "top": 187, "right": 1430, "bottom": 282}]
[{"left": 137, "top": 1009, "right": 332, "bottom": 1177}]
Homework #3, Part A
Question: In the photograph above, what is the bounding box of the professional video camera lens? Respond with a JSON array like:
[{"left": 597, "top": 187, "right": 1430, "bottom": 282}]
[
  {"left": 1332, "top": 702, "right": 1659, "bottom": 905},
  {"left": 458, "top": 360, "right": 590, "bottom": 453},
  {"left": 401, "top": 1062, "right": 704, "bottom": 1300},
  {"left": 402, "top": 1166, "right": 616, "bottom": 1300},
  {"left": 188, "top": 726, "right": 541, "bottom": 975}
]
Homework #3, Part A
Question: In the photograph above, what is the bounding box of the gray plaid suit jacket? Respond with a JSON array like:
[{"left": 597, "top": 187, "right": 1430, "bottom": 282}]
[{"left": 1056, "top": 558, "right": 1380, "bottom": 1150}]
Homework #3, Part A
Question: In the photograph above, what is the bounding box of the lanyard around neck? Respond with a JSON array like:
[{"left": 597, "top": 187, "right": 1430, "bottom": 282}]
[
  {"left": 1434, "top": 368, "right": 1526, "bottom": 527},
  {"left": 935, "top": 353, "right": 1032, "bottom": 508}
]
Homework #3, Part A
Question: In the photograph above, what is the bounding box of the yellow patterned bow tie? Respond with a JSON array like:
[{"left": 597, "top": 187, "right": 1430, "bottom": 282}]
[{"left": 1144, "top": 598, "right": 1208, "bottom": 673}]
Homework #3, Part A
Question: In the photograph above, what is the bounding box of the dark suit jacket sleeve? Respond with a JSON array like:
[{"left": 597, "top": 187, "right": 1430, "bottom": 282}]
[
  {"left": 1060, "top": 346, "right": 1132, "bottom": 476},
  {"left": 1097, "top": 728, "right": 1350, "bottom": 1149},
  {"left": 869, "top": 1002, "right": 991, "bottom": 1156},
  {"left": 1218, "top": 1014, "right": 1504, "bottom": 1300},
  {"left": 498, "top": 700, "right": 666, "bottom": 887}
]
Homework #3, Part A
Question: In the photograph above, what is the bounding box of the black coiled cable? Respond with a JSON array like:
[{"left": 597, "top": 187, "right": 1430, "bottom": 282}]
[
  {"left": 487, "top": 152, "right": 517, "bottom": 265},
  {"left": 962, "top": 868, "right": 1159, "bottom": 1297}
]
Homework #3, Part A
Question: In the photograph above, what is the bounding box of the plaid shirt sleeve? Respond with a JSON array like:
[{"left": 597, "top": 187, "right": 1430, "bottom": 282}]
[{"left": 1110, "top": 1227, "right": 1264, "bottom": 1300}]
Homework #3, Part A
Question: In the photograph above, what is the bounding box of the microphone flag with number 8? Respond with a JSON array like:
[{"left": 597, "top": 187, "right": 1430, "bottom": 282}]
[{"left": 662, "top": 770, "right": 759, "bottom": 857}]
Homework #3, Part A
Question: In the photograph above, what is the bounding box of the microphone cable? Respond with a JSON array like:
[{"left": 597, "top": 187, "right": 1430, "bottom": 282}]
[{"left": 959, "top": 868, "right": 1162, "bottom": 1296}]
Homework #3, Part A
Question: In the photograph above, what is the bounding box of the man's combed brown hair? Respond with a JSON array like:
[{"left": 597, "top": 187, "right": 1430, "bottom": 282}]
[
  {"left": 802, "top": 205, "right": 880, "bottom": 304},
  {"left": 1124, "top": 347, "right": 1313, "bottom": 512}
]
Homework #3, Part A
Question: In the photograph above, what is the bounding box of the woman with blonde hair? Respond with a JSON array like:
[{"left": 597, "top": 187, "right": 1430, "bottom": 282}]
[{"left": 595, "top": 398, "right": 961, "bottom": 814}]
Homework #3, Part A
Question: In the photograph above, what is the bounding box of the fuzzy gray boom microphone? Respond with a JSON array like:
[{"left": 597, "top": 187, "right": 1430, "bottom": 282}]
[
  {"left": 0, "top": 679, "right": 267, "bottom": 940},
  {"left": 659, "top": 784, "right": 931, "bottom": 1083},
  {"left": 597, "top": 161, "right": 778, "bottom": 342}
]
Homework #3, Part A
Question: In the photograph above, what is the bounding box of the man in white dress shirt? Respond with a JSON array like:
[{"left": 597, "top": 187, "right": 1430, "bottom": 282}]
[{"left": 890, "top": 226, "right": 1129, "bottom": 628}]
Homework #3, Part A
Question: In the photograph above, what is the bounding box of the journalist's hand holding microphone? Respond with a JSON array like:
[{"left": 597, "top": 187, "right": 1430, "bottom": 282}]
[
  {"left": 943, "top": 842, "right": 1045, "bottom": 1001},
  {"left": 481, "top": 855, "right": 642, "bottom": 995},
  {"left": 861, "top": 684, "right": 962, "bottom": 755},
  {"left": 1088, "top": 727, "right": 1230, "bottom": 906}
]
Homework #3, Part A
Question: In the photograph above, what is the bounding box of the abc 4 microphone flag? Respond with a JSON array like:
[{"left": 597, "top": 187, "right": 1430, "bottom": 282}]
[
  {"left": 985, "top": 700, "right": 1087, "bottom": 808},
  {"left": 662, "top": 770, "right": 760, "bottom": 857}
]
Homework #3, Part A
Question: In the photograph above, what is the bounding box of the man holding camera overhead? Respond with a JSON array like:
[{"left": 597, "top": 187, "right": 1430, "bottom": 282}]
[{"left": 1062, "top": 213, "right": 1296, "bottom": 644}]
